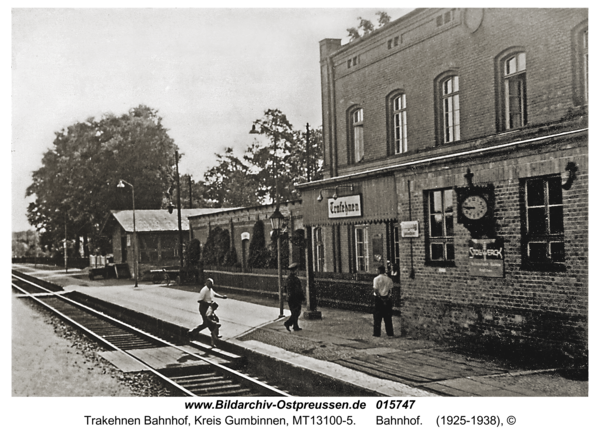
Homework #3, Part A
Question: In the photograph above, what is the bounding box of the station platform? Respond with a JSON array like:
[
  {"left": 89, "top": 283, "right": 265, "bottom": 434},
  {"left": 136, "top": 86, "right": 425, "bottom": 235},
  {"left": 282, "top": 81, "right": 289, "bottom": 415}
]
[{"left": 13, "top": 264, "right": 585, "bottom": 397}]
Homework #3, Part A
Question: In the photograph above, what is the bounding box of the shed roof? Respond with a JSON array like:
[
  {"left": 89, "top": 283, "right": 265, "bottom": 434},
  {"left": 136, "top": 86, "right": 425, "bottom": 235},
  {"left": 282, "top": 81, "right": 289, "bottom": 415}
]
[{"left": 110, "top": 209, "right": 231, "bottom": 233}]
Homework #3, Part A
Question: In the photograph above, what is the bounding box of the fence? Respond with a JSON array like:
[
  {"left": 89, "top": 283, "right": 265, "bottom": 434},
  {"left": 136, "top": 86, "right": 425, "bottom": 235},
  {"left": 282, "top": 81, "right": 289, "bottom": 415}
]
[{"left": 204, "top": 265, "right": 401, "bottom": 314}]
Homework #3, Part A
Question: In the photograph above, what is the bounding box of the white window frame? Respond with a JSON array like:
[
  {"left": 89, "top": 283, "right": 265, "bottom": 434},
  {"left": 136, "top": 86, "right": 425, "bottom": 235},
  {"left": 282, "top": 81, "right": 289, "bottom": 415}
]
[
  {"left": 355, "top": 225, "right": 369, "bottom": 272},
  {"left": 313, "top": 227, "right": 325, "bottom": 272},
  {"left": 581, "top": 29, "right": 588, "bottom": 104},
  {"left": 393, "top": 94, "right": 408, "bottom": 154},
  {"left": 503, "top": 52, "right": 527, "bottom": 129},
  {"left": 427, "top": 189, "right": 455, "bottom": 262},
  {"left": 352, "top": 108, "right": 364, "bottom": 163},
  {"left": 523, "top": 176, "right": 565, "bottom": 264},
  {"left": 442, "top": 76, "right": 460, "bottom": 143}
]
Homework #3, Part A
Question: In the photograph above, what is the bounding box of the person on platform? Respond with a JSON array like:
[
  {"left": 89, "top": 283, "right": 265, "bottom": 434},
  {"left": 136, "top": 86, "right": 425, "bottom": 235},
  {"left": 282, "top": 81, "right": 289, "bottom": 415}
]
[
  {"left": 373, "top": 265, "right": 394, "bottom": 337},
  {"left": 283, "top": 263, "right": 305, "bottom": 332},
  {"left": 188, "top": 278, "right": 227, "bottom": 347}
]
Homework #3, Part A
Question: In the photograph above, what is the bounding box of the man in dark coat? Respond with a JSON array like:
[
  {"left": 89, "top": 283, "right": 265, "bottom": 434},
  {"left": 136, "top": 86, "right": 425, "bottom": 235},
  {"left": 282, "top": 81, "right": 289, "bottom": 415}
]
[{"left": 283, "top": 262, "right": 305, "bottom": 332}]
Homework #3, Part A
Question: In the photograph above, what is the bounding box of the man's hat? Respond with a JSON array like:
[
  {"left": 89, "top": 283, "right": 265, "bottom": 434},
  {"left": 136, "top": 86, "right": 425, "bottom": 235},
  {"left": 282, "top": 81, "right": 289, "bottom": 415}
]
[{"left": 288, "top": 262, "right": 299, "bottom": 270}]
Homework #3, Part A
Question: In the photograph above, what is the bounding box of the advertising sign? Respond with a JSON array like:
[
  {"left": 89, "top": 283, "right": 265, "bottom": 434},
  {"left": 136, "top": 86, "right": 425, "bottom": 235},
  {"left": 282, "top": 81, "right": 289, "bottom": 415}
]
[
  {"left": 400, "top": 221, "right": 419, "bottom": 238},
  {"left": 328, "top": 194, "right": 362, "bottom": 219},
  {"left": 468, "top": 238, "right": 505, "bottom": 278}
]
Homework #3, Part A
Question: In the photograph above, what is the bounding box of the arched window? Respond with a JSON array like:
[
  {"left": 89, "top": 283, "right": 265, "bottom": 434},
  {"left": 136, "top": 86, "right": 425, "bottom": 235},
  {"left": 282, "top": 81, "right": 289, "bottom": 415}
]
[
  {"left": 349, "top": 107, "right": 364, "bottom": 163},
  {"left": 392, "top": 93, "right": 408, "bottom": 154},
  {"left": 503, "top": 52, "right": 527, "bottom": 129},
  {"left": 439, "top": 75, "right": 460, "bottom": 144},
  {"left": 572, "top": 22, "right": 588, "bottom": 106}
]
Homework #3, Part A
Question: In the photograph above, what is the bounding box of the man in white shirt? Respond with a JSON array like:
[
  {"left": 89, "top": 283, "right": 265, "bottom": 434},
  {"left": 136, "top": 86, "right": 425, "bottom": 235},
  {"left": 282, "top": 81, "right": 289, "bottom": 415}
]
[
  {"left": 188, "top": 278, "right": 227, "bottom": 345},
  {"left": 372, "top": 265, "right": 394, "bottom": 337}
]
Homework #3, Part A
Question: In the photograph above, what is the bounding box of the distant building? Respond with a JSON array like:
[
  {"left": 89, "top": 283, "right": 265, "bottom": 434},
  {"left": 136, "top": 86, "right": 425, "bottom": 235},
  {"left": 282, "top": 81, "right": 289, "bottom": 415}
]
[
  {"left": 298, "top": 8, "right": 588, "bottom": 359},
  {"left": 108, "top": 209, "right": 229, "bottom": 279}
]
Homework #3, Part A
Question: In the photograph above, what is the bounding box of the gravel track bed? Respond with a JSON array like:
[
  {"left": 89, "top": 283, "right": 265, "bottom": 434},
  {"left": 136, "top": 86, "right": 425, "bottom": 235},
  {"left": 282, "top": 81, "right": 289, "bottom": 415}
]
[{"left": 12, "top": 294, "right": 171, "bottom": 397}]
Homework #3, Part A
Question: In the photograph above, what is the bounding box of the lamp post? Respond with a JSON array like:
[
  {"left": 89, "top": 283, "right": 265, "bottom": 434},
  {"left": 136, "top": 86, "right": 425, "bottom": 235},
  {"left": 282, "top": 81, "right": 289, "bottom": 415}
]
[
  {"left": 175, "top": 151, "right": 183, "bottom": 270},
  {"left": 250, "top": 124, "right": 285, "bottom": 317},
  {"left": 269, "top": 207, "right": 285, "bottom": 317},
  {"left": 117, "top": 179, "right": 138, "bottom": 287}
]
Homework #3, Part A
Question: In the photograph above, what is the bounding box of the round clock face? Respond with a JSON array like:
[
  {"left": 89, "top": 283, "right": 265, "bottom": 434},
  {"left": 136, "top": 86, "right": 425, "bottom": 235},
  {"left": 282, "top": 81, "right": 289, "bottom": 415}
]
[{"left": 462, "top": 195, "right": 488, "bottom": 220}]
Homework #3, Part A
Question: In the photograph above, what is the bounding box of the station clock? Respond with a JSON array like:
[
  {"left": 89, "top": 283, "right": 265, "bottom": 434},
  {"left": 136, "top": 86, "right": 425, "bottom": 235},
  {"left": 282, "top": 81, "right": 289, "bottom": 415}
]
[{"left": 455, "top": 183, "right": 495, "bottom": 238}]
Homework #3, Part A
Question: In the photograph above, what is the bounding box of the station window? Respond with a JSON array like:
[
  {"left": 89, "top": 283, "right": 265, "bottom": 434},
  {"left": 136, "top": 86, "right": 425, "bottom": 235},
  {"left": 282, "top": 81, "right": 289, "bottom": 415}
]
[
  {"left": 520, "top": 175, "right": 565, "bottom": 271},
  {"left": 393, "top": 93, "right": 408, "bottom": 154},
  {"left": 426, "top": 189, "right": 455, "bottom": 264},
  {"left": 502, "top": 52, "right": 527, "bottom": 130},
  {"left": 349, "top": 107, "right": 364, "bottom": 163},
  {"left": 393, "top": 224, "right": 400, "bottom": 261},
  {"left": 573, "top": 23, "right": 588, "bottom": 106},
  {"left": 355, "top": 225, "right": 370, "bottom": 272},
  {"left": 313, "top": 227, "right": 325, "bottom": 272},
  {"left": 438, "top": 75, "right": 460, "bottom": 144}
]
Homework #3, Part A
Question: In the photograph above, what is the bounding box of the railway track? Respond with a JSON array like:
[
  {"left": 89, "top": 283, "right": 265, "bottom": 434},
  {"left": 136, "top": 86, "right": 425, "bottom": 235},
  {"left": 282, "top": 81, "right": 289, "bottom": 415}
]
[{"left": 12, "top": 271, "right": 290, "bottom": 397}]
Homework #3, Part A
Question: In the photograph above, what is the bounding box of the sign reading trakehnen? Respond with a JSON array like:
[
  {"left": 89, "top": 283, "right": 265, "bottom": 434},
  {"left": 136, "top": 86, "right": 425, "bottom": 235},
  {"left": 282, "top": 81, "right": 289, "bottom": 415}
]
[{"left": 328, "top": 194, "right": 362, "bottom": 219}]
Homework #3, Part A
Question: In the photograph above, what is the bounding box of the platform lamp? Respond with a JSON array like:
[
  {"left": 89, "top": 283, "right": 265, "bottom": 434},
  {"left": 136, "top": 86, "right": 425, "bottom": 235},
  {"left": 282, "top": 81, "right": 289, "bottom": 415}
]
[
  {"left": 117, "top": 179, "right": 138, "bottom": 287},
  {"left": 269, "top": 207, "right": 285, "bottom": 317},
  {"left": 250, "top": 123, "right": 285, "bottom": 318}
]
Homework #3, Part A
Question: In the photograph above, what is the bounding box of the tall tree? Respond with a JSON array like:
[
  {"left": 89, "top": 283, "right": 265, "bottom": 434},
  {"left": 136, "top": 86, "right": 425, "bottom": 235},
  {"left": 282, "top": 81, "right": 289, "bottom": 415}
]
[
  {"left": 26, "top": 105, "right": 178, "bottom": 255},
  {"left": 244, "top": 109, "right": 323, "bottom": 204},
  {"left": 203, "top": 147, "right": 261, "bottom": 208},
  {"left": 347, "top": 11, "right": 391, "bottom": 41}
]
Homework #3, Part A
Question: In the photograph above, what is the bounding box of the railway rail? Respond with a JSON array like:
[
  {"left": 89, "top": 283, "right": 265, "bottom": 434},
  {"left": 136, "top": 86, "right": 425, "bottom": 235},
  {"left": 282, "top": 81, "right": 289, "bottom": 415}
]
[{"left": 12, "top": 271, "right": 290, "bottom": 397}]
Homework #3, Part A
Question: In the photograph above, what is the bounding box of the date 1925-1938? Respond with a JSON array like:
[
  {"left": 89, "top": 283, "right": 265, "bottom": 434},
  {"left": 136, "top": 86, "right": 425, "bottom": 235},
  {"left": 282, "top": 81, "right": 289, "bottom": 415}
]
[{"left": 437, "top": 415, "right": 505, "bottom": 427}]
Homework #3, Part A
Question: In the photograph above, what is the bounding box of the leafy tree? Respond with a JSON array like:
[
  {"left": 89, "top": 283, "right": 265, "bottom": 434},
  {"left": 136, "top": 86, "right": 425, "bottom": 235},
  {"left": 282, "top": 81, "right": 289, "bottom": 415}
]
[
  {"left": 245, "top": 109, "right": 295, "bottom": 204},
  {"left": 179, "top": 175, "right": 211, "bottom": 208},
  {"left": 358, "top": 17, "right": 375, "bottom": 35},
  {"left": 26, "top": 105, "right": 178, "bottom": 256},
  {"left": 245, "top": 109, "right": 323, "bottom": 204},
  {"left": 347, "top": 27, "right": 361, "bottom": 41},
  {"left": 203, "top": 148, "right": 261, "bottom": 208},
  {"left": 347, "top": 12, "right": 391, "bottom": 41},
  {"left": 376, "top": 11, "right": 391, "bottom": 27}
]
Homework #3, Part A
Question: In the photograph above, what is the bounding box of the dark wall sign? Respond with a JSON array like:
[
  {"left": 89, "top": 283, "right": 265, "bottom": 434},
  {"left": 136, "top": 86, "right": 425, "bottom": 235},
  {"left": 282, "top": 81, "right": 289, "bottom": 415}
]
[{"left": 468, "top": 238, "right": 504, "bottom": 277}]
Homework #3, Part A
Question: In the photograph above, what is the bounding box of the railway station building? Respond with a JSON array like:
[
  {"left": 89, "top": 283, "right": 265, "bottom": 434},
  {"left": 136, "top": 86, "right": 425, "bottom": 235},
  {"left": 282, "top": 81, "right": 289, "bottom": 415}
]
[{"left": 297, "top": 8, "right": 588, "bottom": 360}]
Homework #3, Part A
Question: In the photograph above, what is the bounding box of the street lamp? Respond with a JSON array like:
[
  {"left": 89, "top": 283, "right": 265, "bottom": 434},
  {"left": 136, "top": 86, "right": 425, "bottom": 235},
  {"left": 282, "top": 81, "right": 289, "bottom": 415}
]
[
  {"left": 269, "top": 207, "right": 285, "bottom": 317},
  {"left": 117, "top": 179, "right": 138, "bottom": 287},
  {"left": 251, "top": 123, "right": 285, "bottom": 317}
]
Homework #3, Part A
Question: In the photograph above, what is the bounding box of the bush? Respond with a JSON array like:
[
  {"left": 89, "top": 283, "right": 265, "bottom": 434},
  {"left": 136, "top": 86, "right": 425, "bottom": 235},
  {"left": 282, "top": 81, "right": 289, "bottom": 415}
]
[
  {"left": 248, "top": 220, "right": 270, "bottom": 268},
  {"left": 187, "top": 238, "right": 201, "bottom": 267}
]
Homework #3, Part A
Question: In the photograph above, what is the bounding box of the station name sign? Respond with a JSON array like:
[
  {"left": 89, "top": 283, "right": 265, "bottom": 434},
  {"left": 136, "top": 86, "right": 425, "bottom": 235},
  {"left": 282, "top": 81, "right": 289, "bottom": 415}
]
[
  {"left": 468, "top": 238, "right": 504, "bottom": 278},
  {"left": 328, "top": 194, "right": 363, "bottom": 219}
]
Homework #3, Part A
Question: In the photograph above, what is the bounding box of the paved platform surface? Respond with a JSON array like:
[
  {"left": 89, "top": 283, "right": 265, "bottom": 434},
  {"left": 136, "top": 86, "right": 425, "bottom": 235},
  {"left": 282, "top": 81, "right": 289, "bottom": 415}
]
[{"left": 13, "top": 264, "right": 588, "bottom": 397}]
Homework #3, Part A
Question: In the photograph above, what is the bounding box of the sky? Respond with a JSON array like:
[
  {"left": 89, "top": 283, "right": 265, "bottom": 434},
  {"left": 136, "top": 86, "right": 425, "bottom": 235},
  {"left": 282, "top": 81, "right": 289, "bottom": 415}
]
[{"left": 10, "top": 7, "right": 415, "bottom": 233}]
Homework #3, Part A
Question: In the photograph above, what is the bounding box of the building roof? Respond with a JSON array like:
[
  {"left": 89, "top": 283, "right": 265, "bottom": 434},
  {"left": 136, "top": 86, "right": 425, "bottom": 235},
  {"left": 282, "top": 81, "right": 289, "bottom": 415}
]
[{"left": 110, "top": 209, "right": 231, "bottom": 233}]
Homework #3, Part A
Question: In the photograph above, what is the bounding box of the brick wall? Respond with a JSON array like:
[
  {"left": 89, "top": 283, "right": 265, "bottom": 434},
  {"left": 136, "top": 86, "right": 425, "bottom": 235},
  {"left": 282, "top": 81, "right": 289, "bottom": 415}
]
[
  {"left": 313, "top": 8, "right": 588, "bottom": 363},
  {"left": 395, "top": 135, "right": 588, "bottom": 361},
  {"left": 321, "top": 8, "right": 588, "bottom": 176}
]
